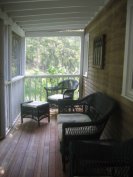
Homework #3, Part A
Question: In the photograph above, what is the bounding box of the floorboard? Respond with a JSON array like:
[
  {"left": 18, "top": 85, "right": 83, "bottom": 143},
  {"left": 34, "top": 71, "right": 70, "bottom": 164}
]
[{"left": 0, "top": 111, "right": 68, "bottom": 177}]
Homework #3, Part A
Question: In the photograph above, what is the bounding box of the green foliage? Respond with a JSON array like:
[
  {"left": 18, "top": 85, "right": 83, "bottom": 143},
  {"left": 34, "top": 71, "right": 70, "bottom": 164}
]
[
  {"left": 26, "top": 36, "right": 80, "bottom": 75},
  {"left": 24, "top": 76, "right": 79, "bottom": 101},
  {"left": 24, "top": 36, "right": 80, "bottom": 101},
  {"left": 47, "top": 66, "right": 66, "bottom": 75}
]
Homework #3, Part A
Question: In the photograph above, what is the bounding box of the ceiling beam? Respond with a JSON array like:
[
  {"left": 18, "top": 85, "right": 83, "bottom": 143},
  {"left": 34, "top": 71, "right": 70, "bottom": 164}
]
[
  {"left": 13, "top": 13, "right": 92, "bottom": 22},
  {"left": 21, "top": 21, "right": 87, "bottom": 28},
  {"left": 23, "top": 24, "right": 85, "bottom": 32},
  {"left": 26, "top": 30, "right": 84, "bottom": 37},
  {"left": 1, "top": 0, "right": 105, "bottom": 12},
  {"left": 17, "top": 17, "right": 89, "bottom": 25},
  {"left": 8, "top": 7, "right": 96, "bottom": 17},
  {"left": 0, "top": 0, "right": 109, "bottom": 34},
  {"left": 0, "top": 0, "right": 62, "bottom": 4}
]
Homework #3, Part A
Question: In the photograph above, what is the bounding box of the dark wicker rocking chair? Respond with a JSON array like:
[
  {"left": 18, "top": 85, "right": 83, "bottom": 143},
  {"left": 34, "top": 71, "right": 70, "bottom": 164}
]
[{"left": 44, "top": 79, "right": 79, "bottom": 107}]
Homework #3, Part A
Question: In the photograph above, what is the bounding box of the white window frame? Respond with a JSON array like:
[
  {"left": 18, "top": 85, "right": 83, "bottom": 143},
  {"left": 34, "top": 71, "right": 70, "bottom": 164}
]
[{"left": 122, "top": 0, "right": 133, "bottom": 101}]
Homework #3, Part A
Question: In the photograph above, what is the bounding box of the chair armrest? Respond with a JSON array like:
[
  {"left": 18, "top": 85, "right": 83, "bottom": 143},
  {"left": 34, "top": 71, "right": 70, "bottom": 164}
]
[
  {"left": 44, "top": 86, "right": 62, "bottom": 100},
  {"left": 63, "top": 89, "right": 75, "bottom": 92},
  {"left": 58, "top": 99, "right": 89, "bottom": 113},
  {"left": 69, "top": 140, "right": 116, "bottom": 159},
  {"left": 63, "top": 89, "right": 75, "bottom": 99},
  {"left": 69, "top": 139, "right": 133, "bottom": 161}
]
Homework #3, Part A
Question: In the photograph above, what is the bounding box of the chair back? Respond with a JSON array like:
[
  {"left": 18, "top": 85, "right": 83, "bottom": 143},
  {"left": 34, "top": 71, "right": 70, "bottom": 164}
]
[
  {"left": 81, "top": 92, "right": 117, "bottom": 123},
  {"left": 58, "top": 79, "right": 79, "bottom": 90}
]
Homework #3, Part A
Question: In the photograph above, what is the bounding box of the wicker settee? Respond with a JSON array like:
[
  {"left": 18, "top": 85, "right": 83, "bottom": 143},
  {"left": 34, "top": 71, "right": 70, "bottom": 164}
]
[{"left": 57, "top": 92, "right": 117, "bottom": 171}]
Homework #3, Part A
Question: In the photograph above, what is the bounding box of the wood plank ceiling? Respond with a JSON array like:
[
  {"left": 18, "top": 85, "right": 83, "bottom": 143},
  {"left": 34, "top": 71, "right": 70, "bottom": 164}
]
[{"left": 0, "top": 0, "right": 109, "bottom": 33}]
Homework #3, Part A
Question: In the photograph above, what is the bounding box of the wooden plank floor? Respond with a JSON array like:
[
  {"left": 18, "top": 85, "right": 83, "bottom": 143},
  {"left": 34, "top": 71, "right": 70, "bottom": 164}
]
[{"left": 0, "top": 110, "right": 68, "bottom": 177}]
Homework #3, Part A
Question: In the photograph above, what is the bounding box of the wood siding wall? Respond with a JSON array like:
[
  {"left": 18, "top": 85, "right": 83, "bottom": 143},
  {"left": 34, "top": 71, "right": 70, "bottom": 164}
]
[{"left": 84, "top": 0, "right": 133, "bottom": 140}]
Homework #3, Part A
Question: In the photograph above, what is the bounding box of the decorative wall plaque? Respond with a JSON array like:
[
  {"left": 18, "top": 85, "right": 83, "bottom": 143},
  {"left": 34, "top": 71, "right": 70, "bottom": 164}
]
[{"left": 93, "top": 34, "right": 105, "bottom": 69}]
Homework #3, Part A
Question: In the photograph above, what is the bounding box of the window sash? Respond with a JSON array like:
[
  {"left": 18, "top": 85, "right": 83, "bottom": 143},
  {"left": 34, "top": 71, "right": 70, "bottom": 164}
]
[{"left": 11, "top": 32, "right": 21, "bottom": 78}]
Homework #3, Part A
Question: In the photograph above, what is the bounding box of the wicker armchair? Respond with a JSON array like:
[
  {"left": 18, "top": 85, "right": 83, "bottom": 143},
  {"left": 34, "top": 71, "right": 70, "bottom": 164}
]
[
  {"left": 69, "top": 139, "right": 133, "bottom": 177},
  {"left": 44, "top": 79, "right": 79, "bottom": 106},
  {"left": 57, "top": 92, "right": 117, "bottom": 171}
]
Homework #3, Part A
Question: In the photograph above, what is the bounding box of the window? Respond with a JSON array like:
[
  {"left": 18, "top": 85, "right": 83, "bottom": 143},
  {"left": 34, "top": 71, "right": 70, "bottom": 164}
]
[
  {"left": 122, "top": 0, "right": 133, "bottom": 101},
  {"left": 26, "top": 36, "right": 81, "bottom": 75},
  {"left": 83, "top": 33, "right": 89, "bottom": 77},
  {"left": 12, "top": 32, "right": 21, "bottom": 78},
  {"left": 93, "top": 34, "right": 105, "bottom": 69}
]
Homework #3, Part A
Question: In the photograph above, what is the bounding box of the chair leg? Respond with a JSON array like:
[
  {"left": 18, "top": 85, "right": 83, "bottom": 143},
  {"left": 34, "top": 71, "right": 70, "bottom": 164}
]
[
  {"left": 21, "top": 116, "right": 23, "bottom": 123},
  {"left": 20, "top": 107, "right": 23, "bottom": 123},
  {"left": 38, "top": 119, "right": 40, "bottom": 126},
  {"left": 48, "top": 114, "right": 50, "bottom": 122}
]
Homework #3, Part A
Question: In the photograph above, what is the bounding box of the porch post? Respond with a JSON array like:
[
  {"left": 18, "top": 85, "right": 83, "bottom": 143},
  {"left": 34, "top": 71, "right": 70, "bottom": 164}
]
[
  {"left": 21, "top": 37, "right": 25, "bottom": 101},
  {"left": 0, "top": 19, "right": 6, "bottom": 139},
  {"left": 79, "top": 33, "right": 84, "bottom": 98},
  {"left": 21, "top": 37, "right": 26, "bottom": 75}
]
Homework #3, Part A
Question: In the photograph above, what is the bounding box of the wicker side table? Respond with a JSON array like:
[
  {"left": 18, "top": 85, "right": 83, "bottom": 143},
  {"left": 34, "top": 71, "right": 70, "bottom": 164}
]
[{"left": 21, "top": 101, "right": 50, "bottom": 126}]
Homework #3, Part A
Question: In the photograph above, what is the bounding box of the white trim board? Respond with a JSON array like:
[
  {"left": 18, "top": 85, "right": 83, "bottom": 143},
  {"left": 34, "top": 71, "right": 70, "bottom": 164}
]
[
  {"left": 122, "top": 0, "right": 133, "bottom": 101},
  {"left": 0, "top": 8, "right": 25, "bottom": 37}
]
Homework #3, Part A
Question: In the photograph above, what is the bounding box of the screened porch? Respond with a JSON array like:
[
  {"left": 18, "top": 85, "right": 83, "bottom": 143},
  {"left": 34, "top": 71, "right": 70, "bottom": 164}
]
[
  {"left": 0, "top": 0, "right": 108, "bottom": 137},
  {"left": 1, "top": 0, "right": 133, "bottom": 177},
  {"left": 0, "top": 0, "right": 133, "bottom": 164}
]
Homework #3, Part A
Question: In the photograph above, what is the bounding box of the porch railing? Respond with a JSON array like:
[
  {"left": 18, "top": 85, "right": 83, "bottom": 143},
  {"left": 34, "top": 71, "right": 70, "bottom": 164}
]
[
  {"left": 24, "top": 74, "right": 80, "bottom": 102},
  {"left": 5, "top": 76, "right": 24, "bottom": 132}
]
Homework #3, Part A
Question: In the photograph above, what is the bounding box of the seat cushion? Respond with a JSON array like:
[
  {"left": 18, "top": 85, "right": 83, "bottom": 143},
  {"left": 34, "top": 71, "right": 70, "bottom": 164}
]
[
  {"left": 57, "top": 113, "right": 91, "bottom": 141},
  {"left": 57, "top": 113, "right": 91, "bottom": 124},
  {"left": 48, "top": 94, "right": 70, "bottom": 101}
]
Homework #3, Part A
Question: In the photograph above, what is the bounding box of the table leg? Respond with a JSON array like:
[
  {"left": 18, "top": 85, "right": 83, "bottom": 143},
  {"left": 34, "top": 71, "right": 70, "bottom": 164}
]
[{"left": 21, "top": 116, "right": 23, "bottom": 123}]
